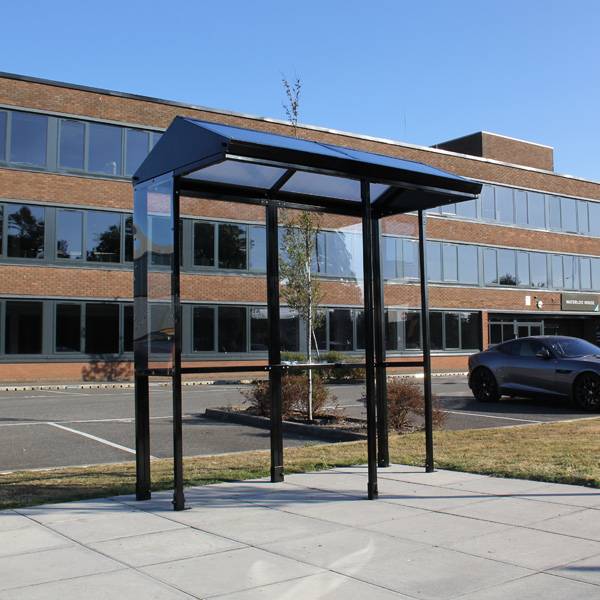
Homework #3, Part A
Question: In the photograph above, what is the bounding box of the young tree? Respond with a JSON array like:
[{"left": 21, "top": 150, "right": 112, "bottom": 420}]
[
  {"left": 279, "top": 210, "right": 325, "bottom": 420},
  {"left": 281, "top": 71, "right": 301, "bottom": 137}
]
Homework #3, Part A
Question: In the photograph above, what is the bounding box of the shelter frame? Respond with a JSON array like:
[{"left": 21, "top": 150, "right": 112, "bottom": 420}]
[{"left": 132, "top": 118, "right": 481, "bottom": 510}]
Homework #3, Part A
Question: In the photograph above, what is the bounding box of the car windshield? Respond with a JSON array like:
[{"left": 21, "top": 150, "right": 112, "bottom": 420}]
[{"left": 546, "top": 338, "right": 600, "bottom": 358}]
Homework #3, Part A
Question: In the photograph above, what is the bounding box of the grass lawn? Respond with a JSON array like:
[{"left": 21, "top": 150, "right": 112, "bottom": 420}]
[{"left": 2, "top": 418, "right": 600, "bottom": 510}]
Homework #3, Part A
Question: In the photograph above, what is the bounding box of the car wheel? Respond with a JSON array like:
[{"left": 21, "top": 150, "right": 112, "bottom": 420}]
[
  {"left": 470, "top": 368, "right": 500, "bottom": 402},
  {"left": 574, "top": 372, "right": 600, "bottom": 412}
]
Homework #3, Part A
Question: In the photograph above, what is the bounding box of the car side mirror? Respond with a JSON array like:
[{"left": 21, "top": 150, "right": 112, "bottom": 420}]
[{"left": 536, "top": 348, "right": 551, "bottom": 359}]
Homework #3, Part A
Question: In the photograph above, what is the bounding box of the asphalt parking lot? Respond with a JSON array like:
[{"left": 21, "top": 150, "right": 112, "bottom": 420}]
[{"left": 0, "top": 376, "right": 596, "bottom": 472}]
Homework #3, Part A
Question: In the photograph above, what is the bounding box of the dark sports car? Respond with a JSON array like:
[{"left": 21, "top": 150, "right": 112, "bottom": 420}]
[{"left": 468, "top": 335, "right": 600, "bottom": 411}]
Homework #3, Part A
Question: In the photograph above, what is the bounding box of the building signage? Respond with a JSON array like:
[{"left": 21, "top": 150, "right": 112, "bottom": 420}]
[{"left": 561, "top": 293, "right": 600, "bottom": 312}]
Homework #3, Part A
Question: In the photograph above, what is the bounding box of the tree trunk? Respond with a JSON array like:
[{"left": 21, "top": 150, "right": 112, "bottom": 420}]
[{"left": 307, "top": 305, "right": 313, "bottom": 421}]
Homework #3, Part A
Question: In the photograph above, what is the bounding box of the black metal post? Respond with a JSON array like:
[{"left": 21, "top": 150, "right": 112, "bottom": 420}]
[
  {"left": 171, "top": 181, "right": 185, "bottom": 510},
  {"left": 266, "top": 203, "right": 284, "bottom": 482},
  {"left": 372, "top": 218, "right": 389, "bottom": 467},
  {"left": 134, "top": 373, "right": 151, "bottom": 500},
  {"left": 361, "top": 181, "right": 378, "bottom": 499},
  {"left": 418, "top": 209, "right": 434, "bottom": 472}
]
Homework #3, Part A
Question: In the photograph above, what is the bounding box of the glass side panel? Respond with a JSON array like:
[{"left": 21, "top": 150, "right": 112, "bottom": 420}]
[
  {"left": 125, "top": 129, "right": 149, "bottom": 176},
  {"left": 56, "top": 304, "right": 81, "bottom": 352},
  {"left": 382, "top": 237, "right": 398, "bottom": 279},
  {"left": 186, "top": 161, "right": 287, "bottom": 189},
  {"left": 5, "top": 301, "right": 43, "bottom": 354},
  {"left": 0, "top": 112, "right": 5, "bottom": 161},
  {"left": 59, "top": 120, "right": 85, "bottom": 170},
  {"left": 11, "top": 112, "right": 47, "bottom": 167},
  {"left": 403, "top": 239, "right": 419, "bottom": 279},
  {"left": 87, "top": 211, "right": 121, "bottom": 262},
  {"left": 7, "top": 204, "right": 45, "bottom": 259},
  {"left": 57, "top": 210, "right": 83, "bottom": 260},
  {"left": 326, "top": 232, "right": 355, "bottom": 277},
  {"left": 88, "top": 123, "right": 122, "bottom": 175}
]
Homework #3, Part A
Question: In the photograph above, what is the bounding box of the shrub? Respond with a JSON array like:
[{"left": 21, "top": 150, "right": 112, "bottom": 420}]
[
  {"left": 243, "top": 374, "right": 331, "bottom": 420},
  {"left": 281, "top": 351, "right": 307, "bottom": 363},
  {"left": 385, "top": 377, "right": 448, "bottom": 432},
  {"left": 321, "top": 351, "right": 366, "bottom": 380}
]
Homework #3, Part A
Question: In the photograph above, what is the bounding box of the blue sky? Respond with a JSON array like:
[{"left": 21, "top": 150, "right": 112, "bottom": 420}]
[{"left": 4, "top": 0, "right": 599, "bottom": 181}]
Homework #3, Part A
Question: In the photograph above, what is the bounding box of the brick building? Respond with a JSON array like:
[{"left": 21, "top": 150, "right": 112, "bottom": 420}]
[{"left": 1, "top": 72, "right": 599, "bottom": 383}]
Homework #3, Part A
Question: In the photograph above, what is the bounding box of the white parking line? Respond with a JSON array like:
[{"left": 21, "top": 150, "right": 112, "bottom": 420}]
[
  {"left": 444, "top": 410, "right": 543, "bottom": 423},
  {"left": 49, "top": 422, "right": 159, "bottom": 459}
]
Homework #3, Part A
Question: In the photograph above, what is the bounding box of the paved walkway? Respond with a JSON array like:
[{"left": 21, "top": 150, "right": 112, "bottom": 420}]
[{"left": 3, "top": 465, "right": 600, "bottom": 599}]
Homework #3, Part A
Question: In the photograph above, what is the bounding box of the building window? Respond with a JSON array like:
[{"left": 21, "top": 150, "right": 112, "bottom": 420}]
[
  {"left": 442, "top": 244, "right": 458, "bottom": 281},
  {"left": 86, "top": 303, "right": 120, "bottom": 354},
  {"left": 125, "top": 129, "right": 149, "bottom": 176},
  {"left": 329, "top": 308, "right": 353, "bottom": 352},
  {"left": 88, "top": 123, "right": 122, "bottom": 175},
  {"left": 6, "top": 301, "right": 43, "bottom": 354},
  {"left": 59, "top": 120, "right": 85, "bottom": 170},
  {"left": 10, "top": 112, "right": 47, "bottom": 167},
  {"left": 7, "top": 204, "right": 45, "bottom": 259},
  {"left": 193, "top": 306, "right": 215, "bottom": 352},
  {"left": 56, "top": 304, "right": 81, "bottom": 352},
  {"left": 57, "top": 210, "right": 83, "bottom": 259},
  {"left": 249, "top": 226, "right": 266, "bottom": 271},
  {"left": 218, "top": 224, "right": 246, "bottom": 270},
  {"left": 0, "top": 112, "right": 6, "bottom": 161},
  {"left": 495, "top": 187, "right": 514, "bottom": 223},
  {"left": 87, "top": 211, "right": 121, "bottom": 262},
  {"left": 458, "top": 245, "right": 478, "bottom": 284},
  {"left": 218, "top": 306, "right": 246, "bottom": 352},
  {"left": 193, "top": 222, "right": 215, "bottom": 266}
]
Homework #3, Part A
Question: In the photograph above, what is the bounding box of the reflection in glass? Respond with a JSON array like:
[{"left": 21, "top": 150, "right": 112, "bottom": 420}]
[
  {"left": 580, "top": 258, "right": 591, "bottom": 289},
  {"left": 59, "top": 120, "right": 85, "bottom": 170},
  {"left": 194, "top": 222, "right": 215, "bottom": 266},
  {"left": 498, "top": 249, "right": 516, "bottom": 285},
  {"left": 589, "top": 203, "right": 600, "bottom": 235},
  {"left": 250, "top": 308, "right": 269, "bottom": 352},
  {"left": 87, "top": 211, "right": 120, "bottom": 262},
  {"left": 405, "top": 311, "right": 421, "bottom": 349},
  {"left": 281, "top": 308, "right": 300, "bottom": 352},
  {"left": 461, "top": 312, "right": 479, "bottom": 349},
  {"left": 552, "top": 254, "right": 563, "bottom": 288},
  {"left": 382, "top": 237, "right": 398, "bottom": 279},
  {"left": 123, "top": 305, "right": 134, "bottom": 352},
  {"left": 481, "top": 186, "right": 495, "bottom": 220},
  {"left": 218, "top": 306, "right": 246, "bottom": 352},
  {"left": 218, "top": 224, "right": 246, "bottom": 269},
  {"left": 327, "top": 232, "right": 355, "bottom": 277},
  {"left": 86, "top": 304, "right": 119, "bottom": 354},
  {"left": 530, "top": 253, "right": 548, "bottom": 288},
  {"left": 515, "top": 190, "right": 528, "bottom": 224},
  {"left": 56, "top": 304, "right": 81, "bottom": 352},
  {"left": 483, "top": 249, "right": 497, "bottom": 284},
  {"left": 11, "top": 112, "right": 47, "bottom": 167},
  {"left": 403, "top": 240, "right": 419, "bottom": 279},
  {"left": 456, "top": 199, "right": 476, "bottom": 218},
  {"left": 517, "top": 252, "right": 530, "bottom": 286},
  {"left": 7, "top": 204, "right": 45, "bottom": 259},
  {"left": 124, "top": 216, "right": 134, "bottom": 262},
  {"left": 495, "top": 187, "right": 514, "bottom": 223},
  {"left": 193, "top": 306, "right": 215, "bottom": 351},
  {"left": 549, "top": 196, "right": 561, "bottom": 229},
  {"left": 577, "top": 201, "right": 589, "bottom": 233},
  {"left": 88, "top": 123, "right": 122, "bottom": 175},
  {"left": 6, "top": 301, "right": 43, "bottom": 354},
  {"left": 57, "top": 210, "right": 83, "bottom": 259},
  {"left": 125, "top": 129, "right": 149, "bottom": 176},
  {"left": 561, "top": 198, "right": 577, "bottom": 232}
]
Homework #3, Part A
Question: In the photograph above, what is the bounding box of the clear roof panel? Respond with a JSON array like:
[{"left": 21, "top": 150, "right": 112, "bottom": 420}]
[
  {"left": 184, "top": 160, "right": 288, "bottom": 189},
  {"left": 281, "top": 171, "right": 362, "bottom": 201}
]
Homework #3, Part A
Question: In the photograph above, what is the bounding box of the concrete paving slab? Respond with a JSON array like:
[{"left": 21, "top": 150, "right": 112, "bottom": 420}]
[
  {"left": 140, "top": 547, "right": 323, "bottom": 598},
  {"left": 4, "top": 465, "right": 600, "bottom": 599}
]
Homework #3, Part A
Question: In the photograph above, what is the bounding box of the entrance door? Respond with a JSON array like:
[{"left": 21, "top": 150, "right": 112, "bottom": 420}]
[{"left": 517, "top": 323, "right": 542, "bottom": 338}]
